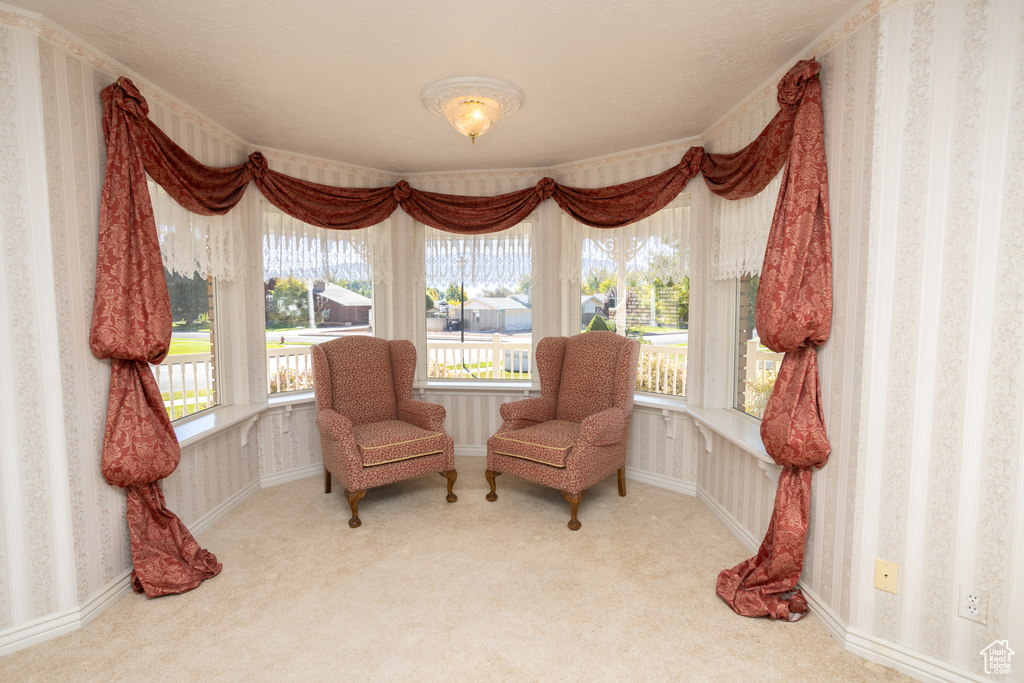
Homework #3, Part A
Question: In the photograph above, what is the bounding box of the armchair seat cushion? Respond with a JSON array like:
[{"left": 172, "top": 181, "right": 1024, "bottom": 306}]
[
  {"left": 489, "top": 420, "right": 580, "bottom": 468},
  {"left": 353, "top": 420, "right": 447, "bottom": 467}
]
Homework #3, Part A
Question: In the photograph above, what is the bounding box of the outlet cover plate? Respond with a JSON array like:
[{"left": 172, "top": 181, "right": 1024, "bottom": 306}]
[
  {"left": 958, "top": 583, "right": 987, "bottom": 624},
  {"left": 874, "top": 559, "right": 898, "bottom": 593}
]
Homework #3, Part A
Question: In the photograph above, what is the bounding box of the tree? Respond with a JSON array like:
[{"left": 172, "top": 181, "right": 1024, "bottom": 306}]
[
  {"left": 586, "top": 314, "right": 613, "bottom": 332},
  {"left": 268, "top": 277, "right": 308, "bottom": 327},
  {"left": 513, "top": 272, "right": 531, "bottom": 294},
  {"left": 481, "top": 286, "right": 512, "bottom": 297},
  {"left": 166, "top": 268, "right": 209, "bottom": 328},
  {"left": 443, "top": 282, "right": 467, "bottom": 305},
  {"left": 582, "top": 267, "right": 614, "bottom": 295},
  {"left": 426, "top": 292, "right": 435, "bottom": 311}
]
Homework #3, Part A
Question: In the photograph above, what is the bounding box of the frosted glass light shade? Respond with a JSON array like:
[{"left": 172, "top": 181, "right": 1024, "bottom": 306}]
[
  {"left": 443, "top": 97, "right": 500, "bottom": 142},
  {"left": 422, "top": 77, "right": 524, "bottom": 144}
]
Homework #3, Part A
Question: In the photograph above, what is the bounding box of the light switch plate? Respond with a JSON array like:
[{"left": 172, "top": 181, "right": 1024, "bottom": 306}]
[{"left": 874, "top": 559, "right": 898, "bottom": 593}]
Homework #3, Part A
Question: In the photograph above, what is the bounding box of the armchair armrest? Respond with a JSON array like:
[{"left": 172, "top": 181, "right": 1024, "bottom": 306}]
[
  {"left": 500, "top": 396, "right": 556, "bottom": 424},
  {"left": 579, "top": 407, "right": 628, "bottom": 446},
  {"left": 316, "top": 408, "right": 355, "bottom": 444},
  {"left": 397, "top": 398, "right": 446, "bottom": 432}
]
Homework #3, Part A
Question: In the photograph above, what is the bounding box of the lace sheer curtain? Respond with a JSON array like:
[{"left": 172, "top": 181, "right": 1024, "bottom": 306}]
[
  {"left": 423, "top": 220, "right": 532, "bottom": 289},
  {"left": 711, "top": 174, "right": 781, "bottom": 280},
  {"left": 561, "top": 196, "right": 690, "bottom": 284},
  {"left": 149, "top": 177, "right": 247, "bottom": 281},
  {"left": 262, "top": 201, "right": 391, "bottom": 285}
]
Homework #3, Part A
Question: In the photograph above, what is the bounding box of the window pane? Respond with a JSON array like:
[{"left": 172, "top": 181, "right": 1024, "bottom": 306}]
[
  {"left": 264, "top": 277, "right": 373, "bottom": 394},
  {"left": 262, "top": 210, "right": 380, "bottom": 394},
  {"left": 734, "top": 274, "right": 782, "bottom": 418},
  {"left": 161, "top": 269, "right": 219, "bottom": 421},
  {"left": 579, "top": 200, "right": 688, "bottom": 397},
  {"left": 425, "top": 223, "right": 532, "bottom": 380}
]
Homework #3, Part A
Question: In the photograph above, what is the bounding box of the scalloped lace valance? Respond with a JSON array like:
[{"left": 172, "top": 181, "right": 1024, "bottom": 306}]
[
  {"left": 561, "top": 196, "right": 689, "bottom": 284},
  {"left": 262, "top": 201, "right": 391, "bottom": 285},
  {"left": 711, "top": 174, "right": 781, "bottom": 280},
  {"left": 150, "top": 178, "right": 247, "bottom": 281},
  {"left": 423, "top": 220, "right": 532, "bottom": 289}
]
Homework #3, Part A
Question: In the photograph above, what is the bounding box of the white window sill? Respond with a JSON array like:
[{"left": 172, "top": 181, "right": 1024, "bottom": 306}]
[
  {"left": 173, "top": 403, "right": 267, "bottom": 450},
  {"left": 268, "top": 391, "right": 315, "bottom": 407},
  {"left": 684, "top": 405, "right": 775, "bottom": 468},
  {"left": 414, "top": 380, "right": 537, "bottom": 395},
  {"left": 632, "top": 393, "right": 687, "bottom": 411}
]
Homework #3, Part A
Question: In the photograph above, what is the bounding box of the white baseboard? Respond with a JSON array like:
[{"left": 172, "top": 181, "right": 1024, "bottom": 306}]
[
  {"left": 845, "top": 629, "right": 989, "bottom": 683},
  {"left": 260, "top": 463, "right": 323, "bottom": 489},
  {"left": 455, "top": 445, "right": 487, "bottom": 457},
  {"left": 625, "top": 468, "right": 696, "bottom": 496},
  {"left": 192, "top": 479, "right": 262, "bottom": 537},
  {"left": 0, "top": 607, "right": 80, "bottom": 658},
  {"left": 78, "top": 569, "right": 133, "bottom": 629},
  {"left": 696, "top": 484, "right": 761, "bottom": 553},
  {"left": 696, "top": 483, "right": 984, "bottom": 683},
  {"left": 0, "top": 569, "right": 132, "bottom": 657}
]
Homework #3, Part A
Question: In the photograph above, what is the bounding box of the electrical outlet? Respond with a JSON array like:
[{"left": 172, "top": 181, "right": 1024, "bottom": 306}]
[
  {"left": 874, "top": 559, "right": 898, "bottom": 593},
  {"left": 958, "top": 584, "right": 987, "bottom": 624}
]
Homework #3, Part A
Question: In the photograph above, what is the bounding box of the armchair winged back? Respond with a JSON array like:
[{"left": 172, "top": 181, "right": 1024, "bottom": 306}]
[
  {"left": 485, "top": 331, "right": 640, "bottom": 529},
  {"left": 313, "top": 337, "right": 457, "bottom": 527}
]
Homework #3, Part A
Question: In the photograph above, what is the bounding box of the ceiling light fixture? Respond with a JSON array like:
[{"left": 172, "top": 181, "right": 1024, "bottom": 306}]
[{"left": 422, "top": 77, "right": 524, "bottom": 144}]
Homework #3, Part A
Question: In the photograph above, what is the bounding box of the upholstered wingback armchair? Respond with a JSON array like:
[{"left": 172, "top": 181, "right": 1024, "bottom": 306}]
[
  {"left": 485, "top": 331, "right": 640, "bottom": 530},
  {"left": 312, "top": 337, "right": 457, "bottom": 528}
]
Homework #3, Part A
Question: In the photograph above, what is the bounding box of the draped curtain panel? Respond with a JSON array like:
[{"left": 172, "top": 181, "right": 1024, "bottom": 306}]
[
  {"left": 90, "top": 79, "right": 221, "bottom": 598},
  {"left": 710, "top": 61, "right": 832, "bottom": 621},
  {"left": 92, "top": 60, "right": 829, "bottom": 611}
]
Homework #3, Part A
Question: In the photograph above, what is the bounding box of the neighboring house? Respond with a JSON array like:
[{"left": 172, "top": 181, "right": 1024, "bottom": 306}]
[
  {"left": 581, "top": 293, "right": 607, "bottom": 327},
  {"left": 448, "top": 297, "right": 532, "bottom": 332},
  {"left": 316, "top": 283, "right": 372, "bottom": 326}
]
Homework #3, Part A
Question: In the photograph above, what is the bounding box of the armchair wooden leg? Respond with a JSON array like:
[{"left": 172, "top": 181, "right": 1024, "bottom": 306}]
[
  {"left": 561, "top": 490, "right": 586, "bottom": 531},
  {"left": 344, "top": 489, "right": 366, "bottom": 528},
  {"left": 485, "top": 469, "right": 501, "bottom": 502},
  {"left": 441, "top": 469, "right": 458, "bottom": 503},
  {"left": 618, "top": 467, "right": 626, "bottom": 496},
  {"left": 324, "top": 468, "right": 332, "bottom": 494}
]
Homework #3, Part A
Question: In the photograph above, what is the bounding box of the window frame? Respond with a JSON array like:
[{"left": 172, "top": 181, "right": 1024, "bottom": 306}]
[{"left": 421, "top": 220, "right": 536, "bottom": 384}]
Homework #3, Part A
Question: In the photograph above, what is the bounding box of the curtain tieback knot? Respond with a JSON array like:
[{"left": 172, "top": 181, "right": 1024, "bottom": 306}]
[
  {"left": 247, "top": 151, "right": 270, "bottom": 179},
  {"left": 393, "top": 180, "right": 412, "bottom": 202},
  {"left": 535, "top": 177, "right": 556, "bottom": 200},
  {"left": 113, "top": 77, "right": 149, "bottom": 119},
  {"left": 681, "top": 146, "right": 705, "bottom": 175},
  {"left": 777, "top": 59, "right": 820, "bottom": 107}
]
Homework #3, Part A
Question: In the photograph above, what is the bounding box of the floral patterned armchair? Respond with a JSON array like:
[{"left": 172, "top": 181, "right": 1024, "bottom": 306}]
[
  {"left": 485, "top": 331, "right": 640, "bottom": 530},
  {"left": 313, "top": 337, "right": 457, "bottom": 528}
]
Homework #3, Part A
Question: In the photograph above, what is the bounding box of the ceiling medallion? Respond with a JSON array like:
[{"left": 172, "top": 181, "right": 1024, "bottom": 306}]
[{"left": 421, "top": 77, "right": 525, "bottom": 143}]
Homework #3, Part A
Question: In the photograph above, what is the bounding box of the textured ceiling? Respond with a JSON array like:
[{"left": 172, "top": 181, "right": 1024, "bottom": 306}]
[{"left": 10, "top": 0, "right": 861, "bottom": 173}]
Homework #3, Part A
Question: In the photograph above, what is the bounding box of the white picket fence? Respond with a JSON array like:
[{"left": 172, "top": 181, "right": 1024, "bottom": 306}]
[
  {"left": 426, "top": 335, "right": 532, "bottom": 380},
  {"left": 636, "top": 344, "right": 688, "bottom": 396},
  {"left": 744, "top": 338, "right": 785, "bottom": 385},
  {"left": 154, "top": 352, "right": 216, "bottom": 419}
]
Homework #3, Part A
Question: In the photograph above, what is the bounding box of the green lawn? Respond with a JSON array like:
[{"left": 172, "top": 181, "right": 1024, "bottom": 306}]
[
  {"left": 635, "top": 325, "right": 688, "bottom": 334},
  {"left": 169, "top": 340, "right": 313, "bottom": 355},
  {"left": 168, "top": 339, "right": 211, "bottom": 355}
]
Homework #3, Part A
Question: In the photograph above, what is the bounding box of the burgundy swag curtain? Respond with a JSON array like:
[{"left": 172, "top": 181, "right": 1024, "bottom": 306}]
[{"left": 91, "top": 61, "right": 830, "bottom": 609}]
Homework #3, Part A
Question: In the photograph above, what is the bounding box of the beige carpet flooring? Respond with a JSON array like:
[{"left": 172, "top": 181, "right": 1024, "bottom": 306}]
[{"left": 0, "top": 456, "right": 909, "bottom": 682}]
